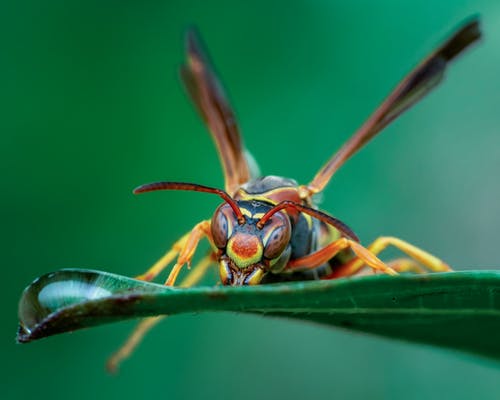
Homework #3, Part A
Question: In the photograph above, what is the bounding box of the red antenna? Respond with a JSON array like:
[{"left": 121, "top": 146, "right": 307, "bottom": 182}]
[
  {"left": 257, "top": 200, "right": 359, "bottom": 242},
  {"left": 134, "top": 181, "right": 246, "bottom": 225}
]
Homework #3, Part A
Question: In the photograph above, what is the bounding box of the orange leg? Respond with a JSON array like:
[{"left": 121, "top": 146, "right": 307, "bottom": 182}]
[
  {"left": 106, "top": 220, "right": 214, "bottom": 373},
  {"left": 164, "top": 220, "right": 213, "bottom": 286},
  {"left": 286, "top": 237, "right": 397, "bottom": 276},
  {"left": 326, "top": 236, "right": 451, "bottom": 279},
  {"left": 388, "top": 258, "right": 426, "bottom": 274},
  {"left": 106, "top": 251, "right": 216, "bottom": 373},
  {"left": 134, "top": 220, "right": 212, "bottom": 283},
  {"left": 134, "top": 233, "right": 189, "bottom": 282},
  {"left": 106, "top": 316, "right": 163, "bottom": 374}
]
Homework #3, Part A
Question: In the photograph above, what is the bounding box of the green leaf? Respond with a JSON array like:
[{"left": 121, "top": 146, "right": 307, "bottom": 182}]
[{"left": 17, "top": 269, "right": 500, "bottom": 361}]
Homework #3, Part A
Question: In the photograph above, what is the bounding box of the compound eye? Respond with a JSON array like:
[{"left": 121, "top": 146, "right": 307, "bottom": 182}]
[
  {"left": 263, "top": 222, "right": 291, "bottom": 260},
  {"left": 211, "top": 205, "right": 232, "bottom": 249}
]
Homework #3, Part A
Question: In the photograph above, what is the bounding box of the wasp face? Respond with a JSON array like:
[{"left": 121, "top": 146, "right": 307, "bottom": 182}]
[{"left": 211, "top": 201, "right": 292, "bottom": 285}]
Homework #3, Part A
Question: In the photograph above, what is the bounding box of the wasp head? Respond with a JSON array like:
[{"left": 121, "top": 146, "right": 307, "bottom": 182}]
[
  {"left": 211, "top": 200, "right": 292, "bottom": 286},
  {"left": 133, "top": 181, "right": 358, "bottom": 286}
]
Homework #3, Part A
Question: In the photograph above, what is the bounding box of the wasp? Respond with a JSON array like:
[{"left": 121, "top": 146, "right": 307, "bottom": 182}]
[{"left": 107, "top": 19, "right": 480, "bottom": 371}]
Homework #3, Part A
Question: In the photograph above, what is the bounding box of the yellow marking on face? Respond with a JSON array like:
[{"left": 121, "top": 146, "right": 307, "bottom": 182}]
[
  {"left": 219, "top": 260, "right": 231, "bottom": 284},
  {"left": 238, "top": 206, "right": 265, "bottom": 220},
  {"left": 241, "top": 208, "right": 253, "bottom": 218},
  {"left": 226, "top": 233, "right": 263, "bottom": 268},
  {"left": 245, "top": 268, "right": 264, "bottom": 285}
]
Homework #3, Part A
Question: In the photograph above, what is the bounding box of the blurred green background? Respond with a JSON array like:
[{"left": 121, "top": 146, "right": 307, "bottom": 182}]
[{"left": 2, "top": 0, "right": 500, "bottom": 399}]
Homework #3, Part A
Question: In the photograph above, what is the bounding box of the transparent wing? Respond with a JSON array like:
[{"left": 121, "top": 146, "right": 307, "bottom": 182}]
[
  {"left": 307, "top": 18, "right": 481, "bottom": 194},
  {"left": 181, "top": 29, "right": 251, "bottom": 195}
]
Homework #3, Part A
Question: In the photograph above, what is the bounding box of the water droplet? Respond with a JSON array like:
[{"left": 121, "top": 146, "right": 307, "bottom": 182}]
[{"left": 17, "top": 269, "right": 164, "bottom": 341}]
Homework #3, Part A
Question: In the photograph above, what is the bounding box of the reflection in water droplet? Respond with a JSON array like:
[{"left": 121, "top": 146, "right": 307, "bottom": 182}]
[
  {"left": 17, "top": 269, "right": 163, "bottom": 340},
  {"left": 38, "top": 281, "right": 112, "bottom": 308}
]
